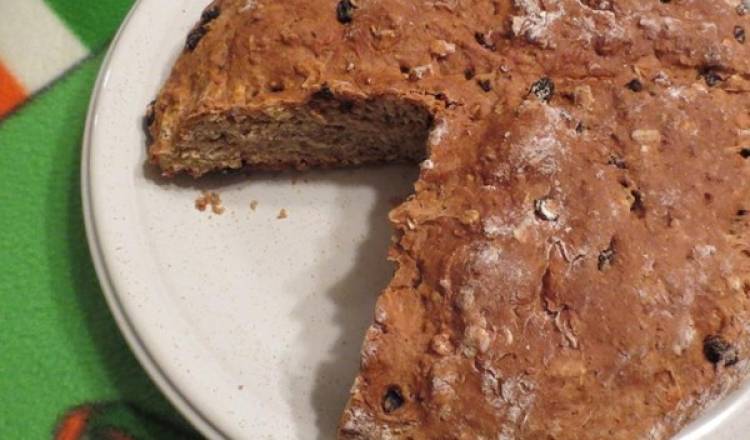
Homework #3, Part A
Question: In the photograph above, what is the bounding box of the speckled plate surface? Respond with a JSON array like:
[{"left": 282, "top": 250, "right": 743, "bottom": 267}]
[{"left": 82, "top": 1, "right": 750, "bottom": 439}]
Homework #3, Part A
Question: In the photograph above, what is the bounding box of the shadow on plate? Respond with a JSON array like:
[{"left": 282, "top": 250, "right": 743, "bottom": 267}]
[
  {"left": 280, "top": 166, "right": 418, "bottom": 439},
  {"left": 142, "top": 154, "right": 419, "bottom": 439}
]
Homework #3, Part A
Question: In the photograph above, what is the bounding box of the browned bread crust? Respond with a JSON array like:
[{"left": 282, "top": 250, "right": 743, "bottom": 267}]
[{"left": 148, "top": 0, "right": 750, "bottom": 438}]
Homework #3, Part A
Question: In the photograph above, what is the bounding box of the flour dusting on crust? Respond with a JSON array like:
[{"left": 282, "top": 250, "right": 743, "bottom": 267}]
[{"left": 511, "top": 0, "right": 565, "bottom": 48}]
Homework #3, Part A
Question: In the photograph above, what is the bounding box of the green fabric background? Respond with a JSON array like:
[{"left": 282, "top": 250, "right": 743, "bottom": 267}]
[
  {"left": 0, "top": 2, "right": 199, "bottom": 439},
  {"left": 43, "top": 0, "right": 136, "bottom": 51}
]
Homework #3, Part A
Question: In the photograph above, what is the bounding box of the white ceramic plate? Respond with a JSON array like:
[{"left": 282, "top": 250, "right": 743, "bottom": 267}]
[{"left": 82, "top": 1, "right": 750, "bottom": 438}]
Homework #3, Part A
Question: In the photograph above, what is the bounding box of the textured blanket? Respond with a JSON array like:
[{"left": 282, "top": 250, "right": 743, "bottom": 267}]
[{"left": 0, "top": 1, "right": 199, "bottom": 438}]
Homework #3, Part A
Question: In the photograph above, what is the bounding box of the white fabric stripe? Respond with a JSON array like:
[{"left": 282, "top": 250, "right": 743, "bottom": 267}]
[{"left": 0, "top": 0, "right": 89, "bottom": 92}]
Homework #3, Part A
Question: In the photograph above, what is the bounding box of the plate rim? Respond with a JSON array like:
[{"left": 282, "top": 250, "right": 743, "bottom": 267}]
[{"left": 81, "top": 1, "right": 224, "bottom": 438}]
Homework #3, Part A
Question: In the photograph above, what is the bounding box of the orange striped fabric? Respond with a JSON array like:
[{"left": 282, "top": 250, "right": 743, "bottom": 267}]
[
  {"left": 0, "top": 59, "right": 27, "bottom": 117},
  {"left": 54, "top": 406, "right": 93, "bottom": 440}
]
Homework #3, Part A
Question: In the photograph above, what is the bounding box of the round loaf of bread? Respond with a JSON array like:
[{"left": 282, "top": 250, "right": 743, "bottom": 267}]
[{"left": 147, "top": 0, "right": 750, "bottom": 438}]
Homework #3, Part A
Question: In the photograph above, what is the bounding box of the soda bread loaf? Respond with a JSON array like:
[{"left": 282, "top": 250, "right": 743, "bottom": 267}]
[{"left": 146, "top": 0, "right": 750, "bottom": 438}]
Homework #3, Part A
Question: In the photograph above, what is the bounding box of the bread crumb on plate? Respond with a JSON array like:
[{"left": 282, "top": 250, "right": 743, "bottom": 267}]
[{"left": 195, "top": 191, "right": 225, "bottom": 215}]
